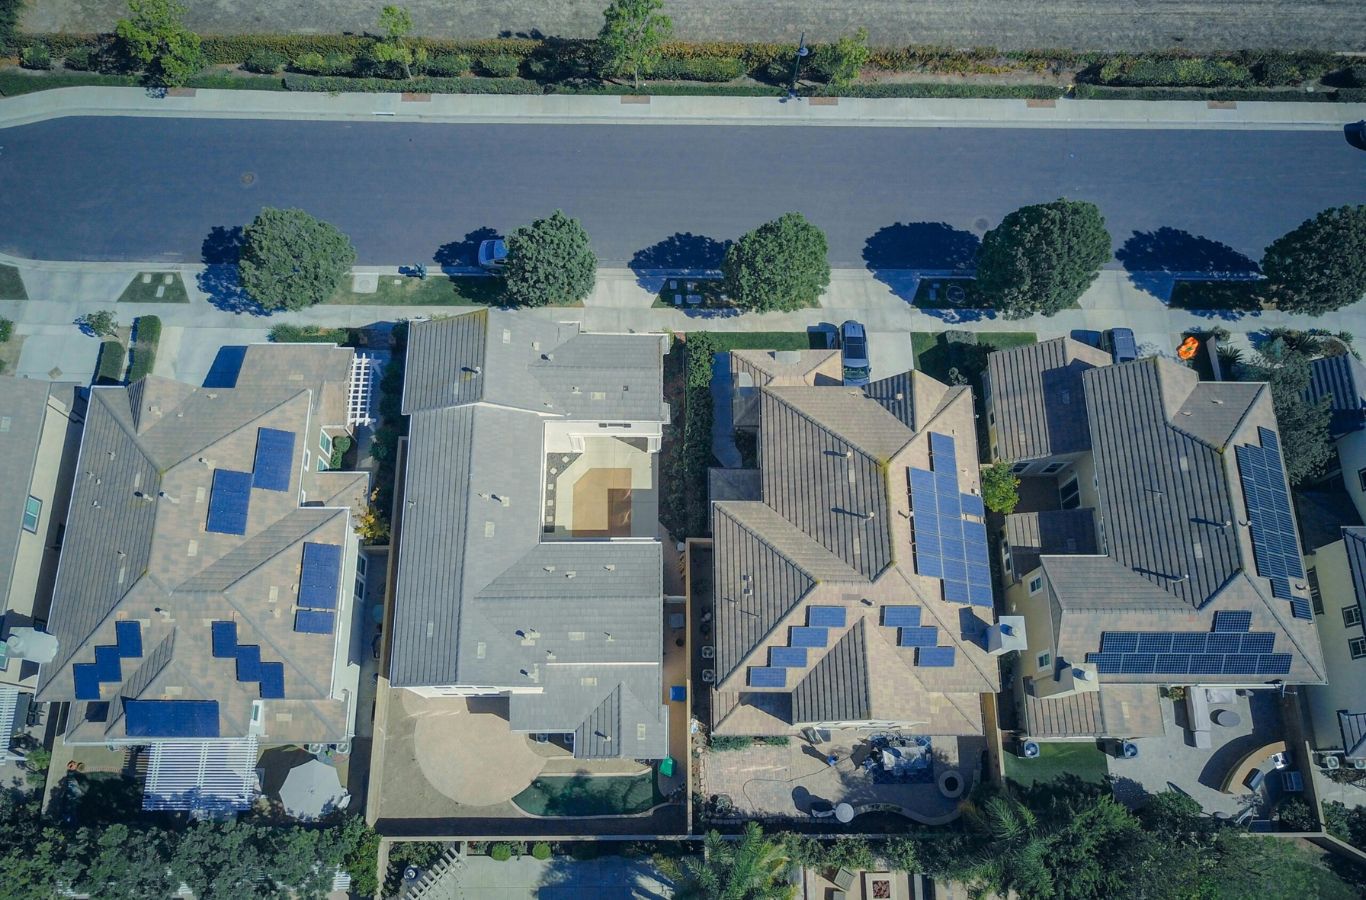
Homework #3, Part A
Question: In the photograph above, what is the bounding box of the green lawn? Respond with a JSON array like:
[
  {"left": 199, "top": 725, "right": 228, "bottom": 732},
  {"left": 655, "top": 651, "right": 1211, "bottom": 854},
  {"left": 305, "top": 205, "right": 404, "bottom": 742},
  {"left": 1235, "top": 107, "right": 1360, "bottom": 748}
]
[
  {"left": 117, "top": 272, "right": 189, "bottom": 303},
  {"left": 1168, "top": 279, "right": 1266, "bottom": 312},
  {"left": 912, "top": 330, "right": 1037, "bottom": 383},
  {"left": 705, "top": 331, "right": 823, "bottom": 352},
  {"left": 326, "top": 273, "right": 507, "bottom": 307},
  {"left": 0, "top": 264, "right": 27, "bottom": 301},
  {"left": 1004, "top": 741, "right": 1110, "bottom": 788},
  {"left": 512, "top": 773, "right": 661, "bottom": 817}
]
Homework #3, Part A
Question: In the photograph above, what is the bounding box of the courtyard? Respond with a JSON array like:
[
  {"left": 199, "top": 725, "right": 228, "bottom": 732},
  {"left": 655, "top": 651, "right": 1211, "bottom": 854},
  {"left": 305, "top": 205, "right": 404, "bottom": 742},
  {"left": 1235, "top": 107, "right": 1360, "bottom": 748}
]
[{"left": 543, "top": 437, "right": 659, "bottom": 540}]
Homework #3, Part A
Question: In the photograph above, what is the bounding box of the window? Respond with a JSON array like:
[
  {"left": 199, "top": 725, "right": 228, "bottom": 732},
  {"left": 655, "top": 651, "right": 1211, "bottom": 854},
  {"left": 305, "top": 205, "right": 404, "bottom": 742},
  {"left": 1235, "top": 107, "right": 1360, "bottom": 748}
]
[
  {"left": 1308, "top": 568, "right": 1323, "bottom": 616},
  {"left": 316, "top": 456, "right": 327, "bottom": 473},
  {"left": 1359, "top": 468, "right": 1366, "bottom": 492},
  {"left": 1060, "top": 478, "right": 1080, "bottom": 510},
  {"left": 21, "top": 496, "right": 41, "bottom": 533},
  {"left": 1029, "top": 575, "right": 1043, "bottom": 595},
  {"left": 319, "top": 429, "right": 332, "bottom": 455},
  {"left": 1012, "top": 462, "right": 1030, "bottom": 475},
  {"left": 1345, "top": 606, "right": 1363, "bottom": 629},
  {"left": 1351, "top": 636, "right": 1366, "bottom": 660},
  {"left": 1037, "top": 652, "right": 1052, "bottom": 671},
  {"left": 1041, "top": 462, "right": 1064, "bottom": 475},
  {"left": 302, "top": 450, "right": 310, "bottom": 473}
]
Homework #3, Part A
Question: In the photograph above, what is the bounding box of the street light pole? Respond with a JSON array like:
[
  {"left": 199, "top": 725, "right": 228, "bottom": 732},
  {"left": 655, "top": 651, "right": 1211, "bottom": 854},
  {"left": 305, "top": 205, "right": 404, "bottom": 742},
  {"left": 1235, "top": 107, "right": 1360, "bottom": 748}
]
[{"left": 788, "top": 31, "right": 809, "bottom": 99}]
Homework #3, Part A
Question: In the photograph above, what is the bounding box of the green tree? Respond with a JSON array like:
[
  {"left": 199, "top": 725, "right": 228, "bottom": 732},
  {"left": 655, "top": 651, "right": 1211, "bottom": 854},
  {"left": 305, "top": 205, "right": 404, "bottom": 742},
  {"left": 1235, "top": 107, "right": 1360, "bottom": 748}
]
[
  {"left": 70, "top": 824, "right": 176, "bottom": 899},
  {"left": 980, "top": 462, "right": 1020, "bottom": 514},
  {"left": 1262, "top": 205, "right": 1366, "bottom": 315},
  {"left": 811, "top": 29, "right": 870, "bottom": 87},
  {"left": 597, "top": 0, "right": 673, "bottom": 89},
  {"left": 977, "top": 199, "right": 1112, "bottom": 319},
  {"left": 238, "top": 208, "right": 357, "bottom": 311},
  {"left": 503, "top": 210, "right": 597, "bottom": 307},
  {"left": 676, "top": 822, "right": 794, "bottom": 899},
  {"left": 375, "top": 4, "right": 415, "bottom": 78},
  {"left": 1243, "top": 348, "right": 1333, "bottom": 486},
  {"left": 77, "top": 310, "right": 119, "bottom": 337},
  {"left": 114, "top": 0, "right": 203, "bottom": 87},
  {"left": 723, "top": 212, "right": 830, "bottom": 312},
  {"left": 23, "top": 747, "right": 50, "bottom": 788}
]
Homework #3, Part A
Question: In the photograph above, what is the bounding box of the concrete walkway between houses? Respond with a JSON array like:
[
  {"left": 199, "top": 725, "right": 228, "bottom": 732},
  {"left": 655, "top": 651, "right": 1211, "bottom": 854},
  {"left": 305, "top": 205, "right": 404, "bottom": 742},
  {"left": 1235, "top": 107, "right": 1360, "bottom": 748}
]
[{"left": 1, "top": 86, "right": 1363, "bottom": 132}]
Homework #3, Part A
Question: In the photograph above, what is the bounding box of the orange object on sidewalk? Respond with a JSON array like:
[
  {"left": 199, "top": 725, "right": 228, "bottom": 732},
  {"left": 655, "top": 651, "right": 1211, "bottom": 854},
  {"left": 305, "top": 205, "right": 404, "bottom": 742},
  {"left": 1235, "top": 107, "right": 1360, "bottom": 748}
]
[{"left": 1178, "top": 336, "right": 1199, "bottom": 360}]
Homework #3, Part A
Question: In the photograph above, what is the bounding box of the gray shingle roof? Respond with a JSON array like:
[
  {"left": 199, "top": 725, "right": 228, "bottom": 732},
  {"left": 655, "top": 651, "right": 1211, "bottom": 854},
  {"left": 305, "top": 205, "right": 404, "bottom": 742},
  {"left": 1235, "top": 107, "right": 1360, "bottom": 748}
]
[
  {"left": 390, "top": 312, "right": 669, "bottom": 759},
  {"left": 1307, "top": 354, "right": 1366, "bottom": 437},
  {"left": 791, "top": 619, "right": 870, "bottom": 724},
  {"left": 1340, "top": 710, "right": 1366, "bottom": 761},
  {"left": 1343, "top": 527, "right": 1366, "bottom": 626},
  {"left": 0, "top": 379, "right": 75, "bottom": 607},
  {"left": 987, "top": 338, "right": 1111, "bottom": 462}
]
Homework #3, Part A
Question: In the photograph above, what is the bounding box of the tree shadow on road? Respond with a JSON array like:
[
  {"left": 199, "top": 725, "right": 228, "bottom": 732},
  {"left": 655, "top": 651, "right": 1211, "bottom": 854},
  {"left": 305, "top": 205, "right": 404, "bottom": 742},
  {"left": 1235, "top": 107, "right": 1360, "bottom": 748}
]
[
  {"left": 1116, "top": 227, "right": 1260, "bottom": 297},
  {"left": 434, "top": 227, "right": 500, "bottom": 272},
  {"left": 198, "top": 225, "right": 267, "bottom": 316},
  {"left": 629, "top": 232, "right": 731, "bottom": 291},
  {"left": 862, "top": 222, "right": 980, "bottom": 304}
]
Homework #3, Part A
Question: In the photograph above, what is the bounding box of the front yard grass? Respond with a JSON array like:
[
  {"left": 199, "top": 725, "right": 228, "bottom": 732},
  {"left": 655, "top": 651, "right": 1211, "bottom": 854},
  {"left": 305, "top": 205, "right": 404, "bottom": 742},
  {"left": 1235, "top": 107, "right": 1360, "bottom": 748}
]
[
  {"left": 707, "top": 331, "right": 825, "bottom": 352},
  {"left": 0, "top": 264, "right": 27, "bottom": 300},
  {"left": 912, "top": 330, "right": 1037, "bottom": 384},
  {"left": 327, "top": 274, "right": 507, "bottom": 306},
  {"left": 1004, "top": 741, "right": 1110, "bottom": 789},
  {"left": 117, "top": 272, "right": 189, "bottom": 303}
]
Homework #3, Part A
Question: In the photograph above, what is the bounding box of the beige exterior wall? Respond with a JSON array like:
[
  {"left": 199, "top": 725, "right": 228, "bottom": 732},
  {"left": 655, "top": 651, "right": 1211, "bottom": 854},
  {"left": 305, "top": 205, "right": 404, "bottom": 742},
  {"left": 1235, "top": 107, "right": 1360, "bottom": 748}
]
[
  {"left": 1304, "top": 541, "right": 1366, "bottom": 751},
  {"left": 1337, "top": 431, "right": 1366, "bottom": 526},
  {"left": 1004, "top": 572, "right": 1055, "bottom": 681}
]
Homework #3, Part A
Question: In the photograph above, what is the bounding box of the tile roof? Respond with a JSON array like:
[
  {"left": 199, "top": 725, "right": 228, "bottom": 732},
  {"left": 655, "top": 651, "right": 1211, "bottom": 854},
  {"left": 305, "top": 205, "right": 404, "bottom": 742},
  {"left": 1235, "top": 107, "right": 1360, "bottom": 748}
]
[
  {"left": 1307, "top": 354, "right": 1366, "bottom": 438},
  {"left": 1342, "top": 527, "right": 1366, "bottom": 627},
  {"left": 389, "top": 312, "right": 669, "bottom": 759},
  {"left": 1003, "top": 509, "right": 1096, "bottom": 582},
  {"left": 986, "top": 338, "right": 1111, "bottom": 462},
  {"left": 37, "top": 345, "right": 362, "bottom": 744}
]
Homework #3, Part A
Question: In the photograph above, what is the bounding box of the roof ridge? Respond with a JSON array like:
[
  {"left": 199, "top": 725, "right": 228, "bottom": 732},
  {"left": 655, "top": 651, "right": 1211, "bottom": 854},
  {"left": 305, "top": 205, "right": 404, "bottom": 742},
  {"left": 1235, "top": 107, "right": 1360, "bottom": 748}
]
[
  {"left": 763, "top": 385, "right": 912, "bottom": 463},
  {"left": 716, "top": 501, "right": 863, "bottom": 584},
  {"left": 890, "top": 568, "right": 997, "bottom": 690}
]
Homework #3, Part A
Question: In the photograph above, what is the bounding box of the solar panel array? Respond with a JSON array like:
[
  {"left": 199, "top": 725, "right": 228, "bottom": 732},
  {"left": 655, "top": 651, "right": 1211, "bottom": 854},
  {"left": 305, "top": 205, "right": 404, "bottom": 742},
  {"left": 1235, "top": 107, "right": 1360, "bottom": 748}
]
[
  {"left": 881, "top": 605, "right": 921, "bottom": 627},
  {"left": 1087, "top": 627, "right": 1291, "bottom": 676},
  {"left": 72, "top": 621, "right": 145, "bottom": 700},
  {"left": 790, "top": 626, "right": 829, "bottom": 648},
  {"left": 1236, "top": 427, "right": 1308, "bottom": 618},
  {"left": 808, "top": 606, "right": 847, "bottom": 628},
  {"left": 898, "top": 626, "right": 939, "bottom": 647},
  {"left": 125, "top": 700, "right": 221, "bottom": 738},
  {"left": 1213, "top": 610, "right": 1252, "bottom": 632},
  {"left": 770, "top": 646, "right": 808, "bottom": 668},
  {"left": 206, "top": 468, "right": 252, "bottom": 535},
  {"left": 294, "top": 610, "right": 336, "bottom": 635},
  {"left": 252, "top": 427, "right": 297, "bottom": 492},
  {"left": 211, "top": 620, "right": 287, "bottom": 699},
  {"left": 908, "top": 432, "right": 993, "bottom": 608},
  {"left": 299, "top": 543, "right": 343, "bottom": 610},
  {"left": 748, "top": 666, "right": 787, "bottom": 688},
  {"left": 917, "top": 646, "right": 956, "bottom": 667}
]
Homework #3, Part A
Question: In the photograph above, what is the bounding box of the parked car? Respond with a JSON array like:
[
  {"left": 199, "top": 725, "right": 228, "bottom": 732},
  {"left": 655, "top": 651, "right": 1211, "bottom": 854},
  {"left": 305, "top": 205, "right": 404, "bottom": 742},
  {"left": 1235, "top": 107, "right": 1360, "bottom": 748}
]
[
  {"left": 477, "top": 239, "right": 508, "bottom": 271},
  {"left": 840, "top": 320, "right": 871, "bottom": 387},
  {"left": 1102, "top": 327, "right": 1138, "bottom": 363}
]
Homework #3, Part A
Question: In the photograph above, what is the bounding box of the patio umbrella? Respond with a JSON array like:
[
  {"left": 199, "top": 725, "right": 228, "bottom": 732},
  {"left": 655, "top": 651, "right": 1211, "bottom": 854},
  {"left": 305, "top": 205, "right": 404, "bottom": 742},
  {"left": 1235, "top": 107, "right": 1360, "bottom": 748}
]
[{"left": 278, "top": 759, "right": 346, "bottom": 819}]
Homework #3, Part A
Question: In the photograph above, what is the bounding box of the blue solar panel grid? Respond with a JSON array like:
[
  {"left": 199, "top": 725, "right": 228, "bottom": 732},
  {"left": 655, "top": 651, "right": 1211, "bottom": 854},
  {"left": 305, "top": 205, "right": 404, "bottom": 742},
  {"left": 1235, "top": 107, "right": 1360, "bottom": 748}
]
[
  {"left": 294, "top": 610, "right": 335, "bottom": 635},
  {"left": 1257, "top": 654, "right": 1292, "bottom": 675},
  {"left": 73, "top": 663, "right": 101, "bottom": 700},
  {"left": 1206, "top": 634, "right": 1242, "bottom": 654},
  {"left": 1171, "top": 633, "right": 1207, "bottom": 653},
  {"left": 1213, "top": 611, "right": 1252, "bottom": 633},
  {"left": 236, "top": 645, "right": 262, "bottom": 682},
  {"left": 1240, "top": 633, "right": 1275, "bottom": 654},
  {"left": 115, "top": 621, "right": 143, "bottom": 658},
  {"left": 881, "top": 605, "right": 921, "bottom": 627},
  {"left": 299, "top": 542, "right": 343, "bottom": 610},
  {"left": 1101, "top": 632, "right": 1139, "bottom": 654},
  {"left": 1223, "top": 655, "right": 1258, "bottom": 675},
  {"left": 960, "top": 493, "right": 985, "bottom": 518},
  {"left": 211, "top": 621, "right": 237, "bottom": 658},
  {"left": 790, "top": 626, "right": 829, "bottom": 648},
  {"left": 1137, "top": 632, "right": 1173, "bottom": 653},
  {"left": 1155, "top": 653, "right": 1190, "bottom": 674},
  {"left": 258, "top": 662, "right": 286, "bottom": 699},
  {"left": 929, "top": 432, "right": 957, "bottom": 467},
  {"left": 808, "top": 606, "right": 847, "bottom": 628},
  {"left": 93, "top": 646, "right": 121, "bottom": 683},
  {"left": 748, "top": 666, "right": 786, "bottom": 688},
  {"left": 125, "top": 700, "right": 220, "bottom": 738},
  {"left": 1291, "top": 598, "right": 1312, "bottom": 620},
  {"left": 917, "top": 646, "right": 956, "bottom": 667},
  {"left": 898, "top": 626, "right": 939, "bottom": 647},
  {"left": 943, "top": 580, "right": 970, "bottom": 604},
  {"left": 252, "top": 427, "right": 296, "bottom": 492},
  {"left": 206, "top": 468, "right": 252, "bottom": 535},
  {"left": 770, "top": 646, "right": 808, "bottom": 668}
]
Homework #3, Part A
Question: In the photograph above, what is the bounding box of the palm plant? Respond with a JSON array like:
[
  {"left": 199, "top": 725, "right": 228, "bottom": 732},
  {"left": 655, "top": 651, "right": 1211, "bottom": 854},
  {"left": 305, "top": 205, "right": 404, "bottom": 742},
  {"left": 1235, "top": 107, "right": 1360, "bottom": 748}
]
[{"left": 676, "top": 822, "right": 795, "bottom": 900}]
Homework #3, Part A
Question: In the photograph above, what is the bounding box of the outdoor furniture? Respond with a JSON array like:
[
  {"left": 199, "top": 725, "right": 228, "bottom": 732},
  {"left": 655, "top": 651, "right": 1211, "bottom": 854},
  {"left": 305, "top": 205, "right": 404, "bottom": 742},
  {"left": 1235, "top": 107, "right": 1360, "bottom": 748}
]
[
  {"left": 833, "top": 869, "right": 857, "bottom": 891},
  {"left": 1220, "top": 740, "right": 1287, "bottom": 793},
  {"left": 279, "top": 758, "right": 347, "bottom": 820},
  {"left": 1212, "top": 708, "right": 1242, "bottom": 728}
]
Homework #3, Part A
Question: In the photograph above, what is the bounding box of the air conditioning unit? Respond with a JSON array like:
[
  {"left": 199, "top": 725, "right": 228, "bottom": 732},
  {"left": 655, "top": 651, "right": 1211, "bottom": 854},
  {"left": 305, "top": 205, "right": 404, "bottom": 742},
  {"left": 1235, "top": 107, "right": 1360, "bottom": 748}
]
[
  {"left": 1354, "top": 757, "right": 1366, "bottom": 770},
  {"left": 1017, "top": 740, "right": 1040, "bottom": 759},
  {"left": 1323, "top": 754, "right": 1341, "bottom": 770},
  {"left": 701, "top": 669, "right": 716, "bottom": 684}
]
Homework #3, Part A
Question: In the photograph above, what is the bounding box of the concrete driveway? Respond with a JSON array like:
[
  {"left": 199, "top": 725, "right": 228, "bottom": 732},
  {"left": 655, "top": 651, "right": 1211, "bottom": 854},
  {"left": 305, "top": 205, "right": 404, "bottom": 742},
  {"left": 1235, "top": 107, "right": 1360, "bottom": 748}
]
[{"left": 868, "top": 330, "right": 915, "bottom": 381}]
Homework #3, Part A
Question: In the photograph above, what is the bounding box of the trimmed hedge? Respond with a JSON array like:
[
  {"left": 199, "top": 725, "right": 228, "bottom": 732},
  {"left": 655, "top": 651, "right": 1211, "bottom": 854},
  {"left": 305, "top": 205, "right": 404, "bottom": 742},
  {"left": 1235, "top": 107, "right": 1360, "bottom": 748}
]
[
  {"left": 475, "top": 54, "right": 521, "bottom": 78},
  {"left": 282, "top": 74, "right": 541, "bottom": 94},
  {"left": 243, "top": 48, "right": 286, "bottom": 74},
  {"left": 649, "top": 56, "right": 746, "bottom": 82},
  {"left": 422, "top": 53, "right": 471, "bottom": 77},
  {"left": 556, "top": 81, "right": 781, "bottom": 96},
  {"left": 815, "top": 82, "right": 1064, "bottom": 99},
  {"left": 20, "top": 44, "right": 51, "bottom": 70},
  {"left": 267, "top": 324, "right": 352, "bottom": 344},
  {"left": 94, "top": 340, "right": 125, "bottom": 385},
  {"left": 1073, "top": 83, "right": 1360, "bottom": 102},
  {"left": 126, "top": 315, "right": 161, "bottom": 382},
  {"left": 1098, "top": 55, "right": 1253, "bottom": 88}
]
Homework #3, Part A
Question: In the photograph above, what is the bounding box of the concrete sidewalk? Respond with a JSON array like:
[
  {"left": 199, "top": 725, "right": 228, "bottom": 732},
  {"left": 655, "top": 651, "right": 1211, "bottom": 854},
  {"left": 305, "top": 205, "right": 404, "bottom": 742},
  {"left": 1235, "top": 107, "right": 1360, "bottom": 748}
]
[{"left": 1, "top": 86, "right": 1364, "bottom": 131}]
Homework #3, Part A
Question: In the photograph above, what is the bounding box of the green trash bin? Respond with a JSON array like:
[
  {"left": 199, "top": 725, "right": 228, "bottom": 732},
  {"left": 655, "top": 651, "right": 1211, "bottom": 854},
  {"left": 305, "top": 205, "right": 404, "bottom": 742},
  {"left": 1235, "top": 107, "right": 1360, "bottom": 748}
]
[{"left": 659, "top": 757, "right": 675, "bottom": 777}]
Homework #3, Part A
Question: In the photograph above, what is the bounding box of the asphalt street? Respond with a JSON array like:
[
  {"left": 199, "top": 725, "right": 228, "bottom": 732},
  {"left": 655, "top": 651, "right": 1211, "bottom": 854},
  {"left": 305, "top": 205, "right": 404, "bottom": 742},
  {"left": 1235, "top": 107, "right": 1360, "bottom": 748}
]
[{"left": 3, "top": 117, "right": 1364, "bottom": 269}]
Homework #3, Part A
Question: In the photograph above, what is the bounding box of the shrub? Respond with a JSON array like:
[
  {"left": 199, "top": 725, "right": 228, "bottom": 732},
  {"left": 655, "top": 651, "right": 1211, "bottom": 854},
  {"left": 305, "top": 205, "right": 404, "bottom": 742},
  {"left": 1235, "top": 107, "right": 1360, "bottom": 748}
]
[
  {"left": 814, "top": 82, "right": 1062, "bottom": 99},
  {"left": 21, "top": 44, "right": 52, "bottom": 69},
  {"left": 268, "top": 324, "right": 350, "bottom": 343},
  {"left": 1276, "top": 796, "right": 1316, "bottom": 832},
  {"left": 981, "top": 462, "right": 1020, "bottom": 514},
  {"left": 291, "top": 50, "right": 326, "bottom": 73},
  {"left": 282, "top": 74, "right": 542, "bottom": 94},
  {"left": 134, "top": 314, "right": 162, "bottom": 347},
  {"left": 423, "top": 52, "right": 471, "bottom": 77},
  {"left": 328, "top": 434, "right": 352, "bottom": 469},
  {"left": 63, "top": 46, "right": 96, "bottom": 70},
  {"left": 489, "top": 843, "right": 513, "bottom": 862},
  {"left": 710, "top": 735, "right": 753, "bottom": 752},
  {"left": 355, "top": 42, "right": 408, "bottom": 79},
  {"left": 531, "top": 842, "right": 552, "bottom": 861},
  {"left": 649, "top": 56, "right": 744, "bottom": 82},
  {"left": 477, "top": 53, "right": 521, "bottom": 78},
  {"left": 758, "top": 55, "right": 795, "bottom": 85},
  {"left": 807, "top": 29, "right": 870, "bottom": 87},
  {"left": 78, "top": 310, "right": 119, "bottom": 337},
  {"left": 1096, "top": 55, "right": 1253, "bottom": 87},
  {"left": 95, "top": 340, "right": 125, "bottom": 385},
  {"left": 238, "top": 207, "right": 356, "bottom": 311},
  {"left": 242, "top": 48, "right": 286, "bottom": 74},
  {"left": 0, "top": 317, "right": 11, "bottom": 343}
]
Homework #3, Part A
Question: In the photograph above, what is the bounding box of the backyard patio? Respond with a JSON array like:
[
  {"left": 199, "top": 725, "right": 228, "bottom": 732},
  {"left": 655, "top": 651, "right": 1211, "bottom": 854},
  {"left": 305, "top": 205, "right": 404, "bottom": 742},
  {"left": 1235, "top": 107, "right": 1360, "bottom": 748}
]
[{"left": 542, "top": 437, "right": 658, "bottom": 540}]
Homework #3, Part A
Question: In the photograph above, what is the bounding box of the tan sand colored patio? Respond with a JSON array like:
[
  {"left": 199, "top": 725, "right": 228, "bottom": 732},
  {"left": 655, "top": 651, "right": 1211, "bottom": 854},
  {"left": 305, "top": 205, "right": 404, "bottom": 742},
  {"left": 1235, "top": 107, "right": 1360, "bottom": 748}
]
[{"left": 404, "top": 694, "right": 546, "bottom": 808}]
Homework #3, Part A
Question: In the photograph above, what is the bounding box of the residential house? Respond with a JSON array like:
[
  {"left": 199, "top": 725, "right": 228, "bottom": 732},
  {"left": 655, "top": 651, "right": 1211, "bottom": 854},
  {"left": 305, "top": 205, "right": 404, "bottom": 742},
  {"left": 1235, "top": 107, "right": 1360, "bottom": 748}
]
[
  {"left": 1304, "top": 354, "right": 1366, "bottom": 524},
  {"left": 0, "top": 379, "right": 83, "bottom": 757},
  {"left": 708, "top": 362, "right": 1004, "bottom": 738},
  {"left": 388, "top": 310, "right": 671, "bottom": 760},
  {"left": 984, "top": 340, "right": 1326, "bottom": 743},
  {"left": 1303, "top": 528, "right": 1366, "bottom": 768},
  {"left": 35, "top": 345, "right": 372, "bottom": 811}
]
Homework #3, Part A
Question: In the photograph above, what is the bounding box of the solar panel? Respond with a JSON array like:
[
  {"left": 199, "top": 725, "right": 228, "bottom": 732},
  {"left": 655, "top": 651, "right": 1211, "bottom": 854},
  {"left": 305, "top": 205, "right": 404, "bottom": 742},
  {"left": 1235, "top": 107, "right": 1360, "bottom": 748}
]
[
  {"left": 1190, "top": 654, "right": 1224, "bottom": 675},
  {"left": 881, "top": 605, "right": 921, "bottom": 627},
  {"left": 252, "top": 427, "right": 296, "bottom": 492},
  {"left": 930, "top": 432, "right": 957, "bottom": 466},
  {"left": 124, "top": 700, "right": 220, "bottom": 738},
  {"left": 909, "top": 468, "right": 935, "bottom": 493},
  {"left": 968, "top": 583, "right": 995, "bottom": 606},
  {"left": 299, "top": 542, "right": 343, "bottom": 610},
  {"left": 808, "top": 606, "right": 847, "bottom": 628},
  {"left": 943, "top": 580, "right": 970, "bottom": 604},
  {"left": 1101, "top": 632, "right": 1139, "bottom": 654},
  {"left": 1223, "top": 655, "right": 1258, "bottom": 675},
  {"left": 961, "top": 493, "right": 986, "bottom": 518},
  {"left": 115, "top": 621, "right": 143, "bottom": 658},
  {"left": 910, "top": 433, "right": 993, "bottom": 602},
  {"left": 1240, "top": 633, "right": 1275, "bottom": 654},
  {"left": 294, "top": 610, "right": 335, "bottom": 635},
  {"left": 770, "top": 646, "right": 808, "bottom": 668},
  {"left": 258, "top": 662, "right": 286, "bottom": 699},
  {"left": 1290, "top": 598, "right": 1312, "bottom": 620},
  {"left": 1084, "top": 652, "right": 1122, "bottom": 673},
  {"left": 1257, "top": 653, "right": 1292, "bottom": 675},
  {"left": 1155, "top": 653, "right": 1190, "bottom": 674},
  {"left": 1213, "top": 611, "right": 1252, "bottom": 633},
  {"left": 206, "top": 468, "right": 252, "bottom": 535},
  {"left": 898, "top": 626, "right": 939, "bottom": 647},
  {"left": 964, "top": 522, "right": 989, "bottom": 547},
  {"left": 1120, "top": 653, "right": 1156, "bottom": 674},
  {"left": 790, "top": 626, "right": 828, "bottom": 648},
  {"left": 1137, "top": 632, "right": 1173, "bottom": 654},
  {"left": 94, "top": 646, "right": 122, "bottom": 683},
  {"left": 941, "top": 558, "right": 968, "bottom": 584},
  {"left": 1206, "top": 634, "right": 1242, "bottom": 654},
  {"left": 235, "top": 645, "right": 261, "bottom": 682},
  {"left": 1171, "top": 633, "right": 1207, "bottom": 653},
  {"left": 1238, "top": 432, "right": 1307, "bottom": 619},
  {"left": 748, "top": 666, "right": 786, "bottom": 688},
  {"left": 1270, "top": 577, "right": 1292, "bottom": 600},
  {"left": 918, "top": 555, "right": 944, "bottom": 579},
  {"left": 916, "top": 513, "right": 940, "bottom": 535},
  {"left": 73, "top": 663, "right": 101, "bottom": 700},
  {"left": 211, "top": 621, "right": 237, "bottom": 658},
  {"left": 917, "top": 646, "right": 956, "bottom": 667}
]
